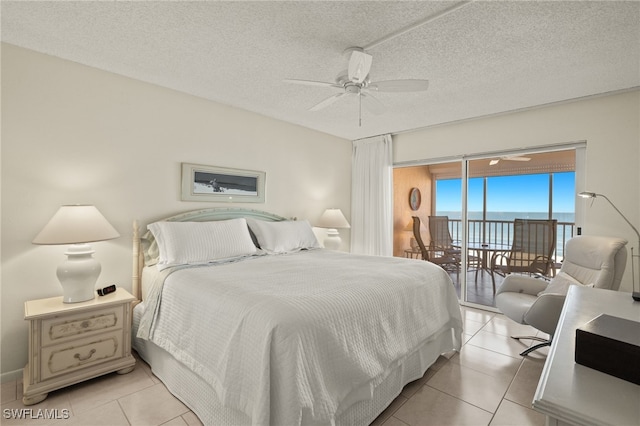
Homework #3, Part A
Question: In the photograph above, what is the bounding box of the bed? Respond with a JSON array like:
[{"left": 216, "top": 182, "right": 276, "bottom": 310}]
[{"left": 131, "top": 208, "right": 463, "bottom": 425}]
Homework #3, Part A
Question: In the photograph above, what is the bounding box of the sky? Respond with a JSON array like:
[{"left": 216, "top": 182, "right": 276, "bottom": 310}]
[{"left": 436, "top": 172, "right": 576, "bottom": 213}]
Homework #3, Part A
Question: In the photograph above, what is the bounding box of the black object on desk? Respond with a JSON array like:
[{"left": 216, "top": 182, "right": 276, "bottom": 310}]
[{"left": 575, "top": 314, "right": 640, "bottom": 385}]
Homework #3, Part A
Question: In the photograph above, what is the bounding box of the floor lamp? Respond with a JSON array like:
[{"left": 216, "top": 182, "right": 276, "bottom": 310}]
[{"left": 578, "top": 192, "right": 640, "bottom": 301}]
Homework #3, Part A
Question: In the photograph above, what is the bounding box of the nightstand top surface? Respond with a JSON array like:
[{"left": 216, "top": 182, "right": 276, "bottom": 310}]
[{"left": 25, "top": 288, "right": 135, "bottom": 319}]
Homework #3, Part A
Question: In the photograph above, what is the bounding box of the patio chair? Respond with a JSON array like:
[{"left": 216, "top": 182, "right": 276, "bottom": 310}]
[
  {"left": 429, "top": 215, "right": 481, "bottom": 278},
  {"left": 496, "top": 235, "right": 627, "bottom": 355},
  {"left": 490, "top": 219, "right": 557, "bottom": 293},
  {"left": 428, "top": 216, "right": 461, "bottom": 256},
  {"left": 412, "top": 216, "right": 460, "bottom": 277}
]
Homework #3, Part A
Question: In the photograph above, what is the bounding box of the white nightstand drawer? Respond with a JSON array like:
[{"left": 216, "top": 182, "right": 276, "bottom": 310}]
[
  {"left": 40, "top": 330, "right": 123, "bottom": 380},
  {"left": 23, "top": 289, "right": 135, "bottom": 405},
  {"left": 41, "top": 305, "right": 124, "bottom": 346}
]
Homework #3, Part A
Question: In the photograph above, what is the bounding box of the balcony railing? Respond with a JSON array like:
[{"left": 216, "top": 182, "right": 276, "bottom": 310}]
[{"left": 448, "top": 219, "right": 576, "bottom": 264}]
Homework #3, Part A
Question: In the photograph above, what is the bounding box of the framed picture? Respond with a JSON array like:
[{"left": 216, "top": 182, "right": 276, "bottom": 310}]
[{"left": 181, "top": 163, "right": 266, "bottom": 203}]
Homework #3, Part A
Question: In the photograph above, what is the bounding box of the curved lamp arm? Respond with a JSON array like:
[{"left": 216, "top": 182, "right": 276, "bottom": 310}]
[
  {"left": 579, "top": 191, "right": 640, "bottom": 298},
  {"left": 579, "top": 192, "right": 640, "bottom": 241}
]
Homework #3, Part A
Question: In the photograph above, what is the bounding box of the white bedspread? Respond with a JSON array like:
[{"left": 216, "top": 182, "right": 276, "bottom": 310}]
[{"left": 142, "top": 250, "right": 462, "bottom": 425}]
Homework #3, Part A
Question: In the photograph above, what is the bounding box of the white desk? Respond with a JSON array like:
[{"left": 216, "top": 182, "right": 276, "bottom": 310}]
[{"left": 532, "top": 286, "right": 640, "bottom": 426}]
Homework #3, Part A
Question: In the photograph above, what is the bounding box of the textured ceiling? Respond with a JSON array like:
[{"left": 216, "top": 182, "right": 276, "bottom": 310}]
[{"left": 2, "top": 1, "right": 639, "bottom": 140}]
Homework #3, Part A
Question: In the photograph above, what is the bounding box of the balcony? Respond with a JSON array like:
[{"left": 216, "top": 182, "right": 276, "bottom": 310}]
[
  {"left": 394, "top": 150, "right": 577, "bottom": 308},
  {"left": 450, "top": 218, "right": 576, "bottom": 262},
  {"left": 394, "top": 149, "right": 580, "bottom": 308},
  {"left": 443, "top": 219, "right": 576, "bottom": 307}
]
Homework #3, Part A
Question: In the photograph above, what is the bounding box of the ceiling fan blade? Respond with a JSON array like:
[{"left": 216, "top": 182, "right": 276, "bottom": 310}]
[
  {"left": 284, "top": 78, "right": 341, "bottom": 89},
  {"left": 348, "top": 50, "right": 373, "bottom": 84},
  {"left": 361, "top": 92, "right": 386, "bottom": 115},
  {"left": 368, "top": 79, "right": 429, "bottom": 92},
  {"left": 309, "top": 93, "right": 346, "bottom": 111},
  {"left": 490, "top": 155, "right": 531, "bottom": 165}
]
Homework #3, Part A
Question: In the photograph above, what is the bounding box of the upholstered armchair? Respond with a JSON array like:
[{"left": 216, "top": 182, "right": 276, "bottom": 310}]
[{"left": 495, "top": 235, "right": 628, "bottom": 356}]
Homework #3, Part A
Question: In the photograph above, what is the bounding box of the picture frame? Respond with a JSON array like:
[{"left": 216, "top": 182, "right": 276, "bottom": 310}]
[{"left": 181, "top": 163, "right": 266, "bottom": 203}]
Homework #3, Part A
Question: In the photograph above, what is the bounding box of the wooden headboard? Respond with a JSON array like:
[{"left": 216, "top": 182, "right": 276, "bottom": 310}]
[{"left": 132, "top": 207, "right": 287, "bottom": 301}]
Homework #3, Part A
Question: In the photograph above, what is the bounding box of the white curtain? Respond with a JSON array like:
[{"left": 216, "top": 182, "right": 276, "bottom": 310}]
[{"left": 350, "top": 134, "right": 393, "bottom": 256}]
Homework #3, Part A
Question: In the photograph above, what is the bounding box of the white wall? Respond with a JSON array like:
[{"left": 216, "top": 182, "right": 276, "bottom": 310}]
[
  {"left": 394, "top": 90, "right": 640, "bottom": 292},
  {"left": 4, "top": 42, "right": 637, "bottom": 379},
  {"left": 1, "top": 44, "right": 351, "bottom": 378}
]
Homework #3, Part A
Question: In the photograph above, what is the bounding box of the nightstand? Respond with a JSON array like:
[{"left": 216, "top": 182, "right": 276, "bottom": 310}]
[{"left": 22, "top": 288, "right": 136, "bottom": 405}]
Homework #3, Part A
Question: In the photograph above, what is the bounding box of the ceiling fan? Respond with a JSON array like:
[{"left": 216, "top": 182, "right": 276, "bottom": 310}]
[
  {"left": 284, "top": 48, "right": 430, "bottom": 126},
  {"left": 489, "top": 155, "right": 532, "bottom": 166}
]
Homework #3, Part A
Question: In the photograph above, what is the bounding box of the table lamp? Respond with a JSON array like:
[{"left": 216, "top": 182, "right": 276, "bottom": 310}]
[
  {"left": 578, "top": 191, "right": 640, "bottom": 301},
  {"left": 317, "top": 208, "right": 351, "bottom": 250},
  {"left": 33, "top": 205, "right": 120, "bottom": 303}
]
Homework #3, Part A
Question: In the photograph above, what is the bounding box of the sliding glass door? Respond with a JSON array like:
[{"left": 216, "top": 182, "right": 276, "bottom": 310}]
[
  {"left": 462, "top": 150, "right": 577, "bottom": 308},
  {"left": 395, "top": 145, "right": 582, "bottom": 310},
  {"left": 432, "top": 165, "right": 463, "bottom": 298}
]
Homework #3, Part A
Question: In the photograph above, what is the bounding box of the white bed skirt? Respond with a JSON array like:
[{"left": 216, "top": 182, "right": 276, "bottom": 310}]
[{"left": 133, "top": 303, "right": 457, "bottom": 426}]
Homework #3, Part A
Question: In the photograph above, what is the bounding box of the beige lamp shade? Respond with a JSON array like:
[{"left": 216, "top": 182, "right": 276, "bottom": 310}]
[
  {"left": 33, "top": 205, "right": 120, "bottom": 303},
  {"left": 33, "top": 205, "right": 120, "bottom": 245},
  {"left": 317, "top": 209, "right": 350, "bottom": 251},
  {"left": 317, "top": 208, "right": 351, "bottom": 229}
]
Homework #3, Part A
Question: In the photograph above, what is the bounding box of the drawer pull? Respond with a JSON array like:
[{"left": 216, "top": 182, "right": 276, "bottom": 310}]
[
  {"left": 74, "top": 349, "right": 96, "bottom": 362},
  {"left": 46, "top": 336, "right": 119, "bottom": 377}
]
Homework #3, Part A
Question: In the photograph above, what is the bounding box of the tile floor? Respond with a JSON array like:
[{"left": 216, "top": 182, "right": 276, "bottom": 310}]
[{"left": 1, "top": 306, "right": 548, "bottom": 426}]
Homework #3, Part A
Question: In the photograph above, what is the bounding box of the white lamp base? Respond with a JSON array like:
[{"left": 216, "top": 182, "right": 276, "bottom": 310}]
[
  {"left": 323, "top": 229, "right": 342, "bottom": 250},
  {"left": 56, "top": 244, "right": 100, "bottom": 303}
]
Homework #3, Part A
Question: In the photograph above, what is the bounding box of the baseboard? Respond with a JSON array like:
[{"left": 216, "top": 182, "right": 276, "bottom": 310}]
[{"left": 1, "top": 368, "right": 23, "bottom": 383}]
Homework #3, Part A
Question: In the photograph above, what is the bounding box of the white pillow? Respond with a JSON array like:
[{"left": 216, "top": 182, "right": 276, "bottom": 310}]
[
  {"left": 247, "top": 219, "right": 320, "bottom": 254},
  {"left": 147, "top": 218, "right": 257, "bottom": 270},
  {"left": 538, "top": 271, "right": 594, "bottom": 296}
]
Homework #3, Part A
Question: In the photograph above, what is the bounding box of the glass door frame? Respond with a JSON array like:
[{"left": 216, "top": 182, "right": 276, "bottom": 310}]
[{"left": 394, "top": 141, "right": 586, "bottom": 312}]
